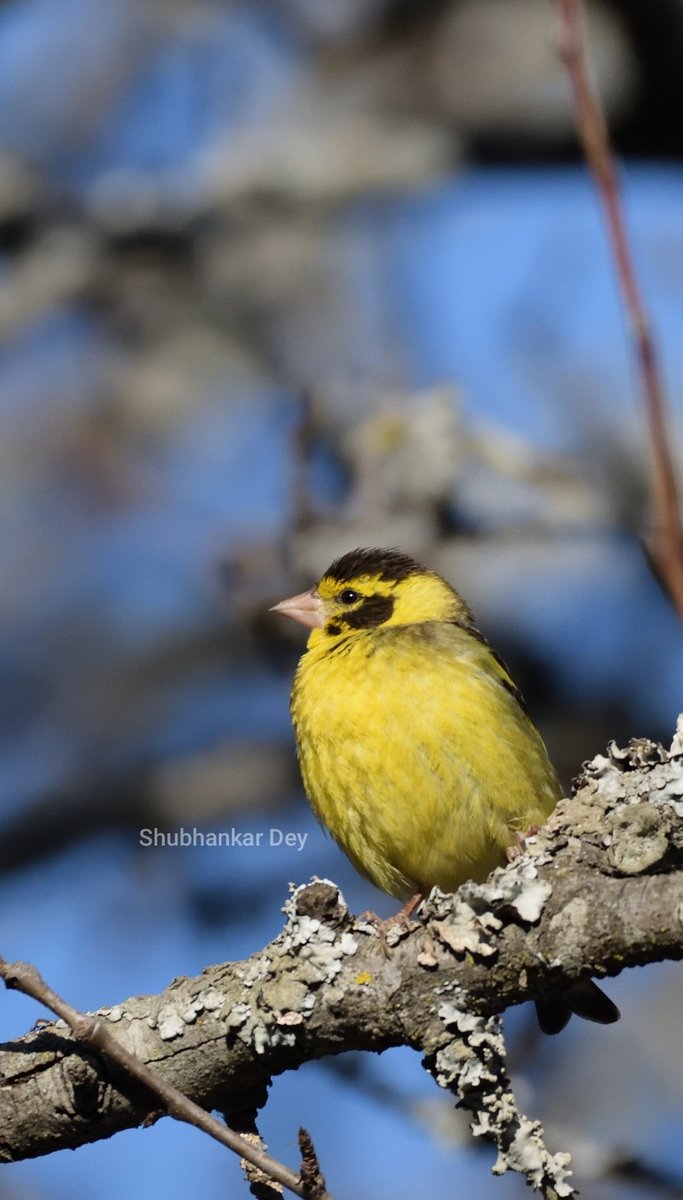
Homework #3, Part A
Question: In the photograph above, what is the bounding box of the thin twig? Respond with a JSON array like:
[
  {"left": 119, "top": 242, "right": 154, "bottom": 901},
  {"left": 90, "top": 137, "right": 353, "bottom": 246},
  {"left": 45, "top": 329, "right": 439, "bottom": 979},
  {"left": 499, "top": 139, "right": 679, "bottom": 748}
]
[
  {"left": 0, "top": 955, "right": 333, "bottom": 1200},
  {"left": 298, "top": 1129, "right": 329, "bottom": 1200},
  {"left": 557, "top": 0, "right": 683, "bottom": 619}
]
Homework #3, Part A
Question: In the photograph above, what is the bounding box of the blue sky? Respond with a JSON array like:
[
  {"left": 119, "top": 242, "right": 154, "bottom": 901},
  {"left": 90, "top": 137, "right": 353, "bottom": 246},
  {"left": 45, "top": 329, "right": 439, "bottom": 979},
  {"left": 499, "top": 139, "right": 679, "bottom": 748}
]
[{"left": 0, "top": 4, "right": 682, "bottom": 1198}]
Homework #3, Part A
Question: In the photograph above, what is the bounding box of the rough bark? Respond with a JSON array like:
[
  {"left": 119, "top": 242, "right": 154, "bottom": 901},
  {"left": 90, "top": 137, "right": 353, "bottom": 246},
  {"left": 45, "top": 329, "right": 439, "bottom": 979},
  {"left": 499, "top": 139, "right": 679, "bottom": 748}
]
[{"left": 1, "top": 723, "right": 683, "bottom": 1195}]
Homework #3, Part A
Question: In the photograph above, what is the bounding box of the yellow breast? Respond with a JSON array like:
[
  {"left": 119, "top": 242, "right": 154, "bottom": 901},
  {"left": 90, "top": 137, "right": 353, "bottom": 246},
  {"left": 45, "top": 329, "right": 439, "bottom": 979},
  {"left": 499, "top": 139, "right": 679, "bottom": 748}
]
[{"left": 291, "top": 622, "right": 561, "bottom": 900}]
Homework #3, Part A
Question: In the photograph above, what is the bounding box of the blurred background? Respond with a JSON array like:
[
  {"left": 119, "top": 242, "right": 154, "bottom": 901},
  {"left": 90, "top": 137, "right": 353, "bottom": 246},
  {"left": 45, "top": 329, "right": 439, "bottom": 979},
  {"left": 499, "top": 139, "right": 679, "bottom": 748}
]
[{"left": 1, "top": 1, "right": 683, "bottom": 1197}]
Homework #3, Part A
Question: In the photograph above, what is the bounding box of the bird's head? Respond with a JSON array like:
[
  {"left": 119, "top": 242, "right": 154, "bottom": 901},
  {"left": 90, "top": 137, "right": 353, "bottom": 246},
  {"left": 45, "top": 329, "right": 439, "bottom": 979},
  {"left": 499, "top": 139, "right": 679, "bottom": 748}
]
[{"left": 271, "top": 547, "right": 473, "bottom": 644}]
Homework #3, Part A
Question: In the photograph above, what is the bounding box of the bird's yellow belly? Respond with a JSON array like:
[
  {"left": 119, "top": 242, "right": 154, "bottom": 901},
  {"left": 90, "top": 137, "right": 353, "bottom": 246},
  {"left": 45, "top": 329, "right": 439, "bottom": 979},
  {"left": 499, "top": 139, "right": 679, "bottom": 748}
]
[
  {"left": 300, "top": 739, "right": 505, "bottom": 898},
  {"left": 292, "top": 630, "right": 560, "bottom": 900}
]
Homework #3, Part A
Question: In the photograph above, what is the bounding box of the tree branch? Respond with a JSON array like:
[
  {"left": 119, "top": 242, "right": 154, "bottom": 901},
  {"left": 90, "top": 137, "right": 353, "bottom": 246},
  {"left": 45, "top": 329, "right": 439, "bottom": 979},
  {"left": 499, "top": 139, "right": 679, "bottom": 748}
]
[
  {"left": 2, "top": 720, "right": 683, "bottom": 1195},
  {"left": 0, "top": 957, "right": 332, "bottom": 1200},
  {"left": 557, "top": 0, "right": 683, "bottom": 618}
]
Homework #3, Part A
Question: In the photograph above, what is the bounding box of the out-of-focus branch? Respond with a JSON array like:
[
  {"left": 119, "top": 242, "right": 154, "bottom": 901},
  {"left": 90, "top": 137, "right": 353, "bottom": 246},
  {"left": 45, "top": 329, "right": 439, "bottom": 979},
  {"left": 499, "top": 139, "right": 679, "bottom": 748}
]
[{"left": 557, "top": 0, "right": 683, "bottom": 619}]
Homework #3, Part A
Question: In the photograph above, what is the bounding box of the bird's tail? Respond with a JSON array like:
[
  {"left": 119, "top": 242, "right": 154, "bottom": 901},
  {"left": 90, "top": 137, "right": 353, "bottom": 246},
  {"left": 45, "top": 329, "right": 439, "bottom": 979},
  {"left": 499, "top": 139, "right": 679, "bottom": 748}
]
[{"left": 535, "top": 979, "right": 621, "bottom": 1036}]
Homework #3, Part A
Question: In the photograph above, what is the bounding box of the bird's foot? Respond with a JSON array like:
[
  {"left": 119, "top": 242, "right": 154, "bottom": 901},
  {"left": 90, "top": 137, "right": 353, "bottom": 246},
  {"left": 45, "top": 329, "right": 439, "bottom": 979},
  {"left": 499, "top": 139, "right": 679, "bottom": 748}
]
[
  {"left": 506, "top": 824, "right": 541, "bottom": 863},
  {"left": 357, "top": 893, "right": 424, "bottom": 957}
]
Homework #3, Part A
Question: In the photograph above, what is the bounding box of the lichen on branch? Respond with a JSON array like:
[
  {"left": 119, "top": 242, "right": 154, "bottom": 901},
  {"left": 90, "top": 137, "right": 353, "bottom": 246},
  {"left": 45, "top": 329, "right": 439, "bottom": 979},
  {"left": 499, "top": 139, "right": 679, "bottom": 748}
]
[{"left": 1, "top": 721, "right": 683, "bottom": 1196}]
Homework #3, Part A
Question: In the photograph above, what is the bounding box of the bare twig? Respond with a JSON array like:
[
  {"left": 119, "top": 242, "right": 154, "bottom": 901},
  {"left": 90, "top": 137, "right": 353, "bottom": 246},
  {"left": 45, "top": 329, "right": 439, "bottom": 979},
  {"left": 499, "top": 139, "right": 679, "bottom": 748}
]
[
  {"left": 0, "top": 957, "right": 333, "bottom": 1200},
  {"left": 298, "top": 1128, "right": 329, "bottom": 1200},
  {"left": 556, "top": 0, "right": 683, "bottom": 618}
]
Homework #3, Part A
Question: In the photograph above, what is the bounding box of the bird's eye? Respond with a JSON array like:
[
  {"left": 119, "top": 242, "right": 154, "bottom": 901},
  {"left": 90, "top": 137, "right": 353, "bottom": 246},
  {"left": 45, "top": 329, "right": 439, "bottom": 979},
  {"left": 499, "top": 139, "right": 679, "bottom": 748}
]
[{"left": 339, "top": 588, "right": 360, "bottom": 605}]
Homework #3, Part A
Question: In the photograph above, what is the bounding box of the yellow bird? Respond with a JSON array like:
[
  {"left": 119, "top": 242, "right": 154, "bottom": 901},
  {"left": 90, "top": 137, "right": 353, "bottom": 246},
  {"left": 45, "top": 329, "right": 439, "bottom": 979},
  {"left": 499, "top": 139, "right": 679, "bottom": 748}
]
[{"left": 272, "top": 546, "right": 618, "bottom": 1033}]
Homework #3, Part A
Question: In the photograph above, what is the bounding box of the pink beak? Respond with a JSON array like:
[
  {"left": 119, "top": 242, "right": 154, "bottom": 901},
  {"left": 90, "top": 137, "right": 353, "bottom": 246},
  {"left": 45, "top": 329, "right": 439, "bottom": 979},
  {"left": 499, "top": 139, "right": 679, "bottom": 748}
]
[{"left": 270, "top": 587, "right": 325, "bottom": 630}]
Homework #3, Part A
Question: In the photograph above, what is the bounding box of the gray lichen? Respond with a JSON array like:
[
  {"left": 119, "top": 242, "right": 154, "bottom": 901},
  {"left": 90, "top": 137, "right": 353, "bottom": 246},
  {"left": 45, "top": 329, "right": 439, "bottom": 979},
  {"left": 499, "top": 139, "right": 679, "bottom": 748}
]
[
  {"left": 3, "top": 725, "right": 683, "bottom": 1190},
  {"left": 155, "top": 1006, "right": 186, "bottom": 1042},
  {"left": 427, "top": 997, "right": 574, "bottom": 1198},
  {"left": 426, "top": 857, "right": 554, "bottom": 967},
  {"left": 605, "top": 803, "right": 669, "bottom": 873}
]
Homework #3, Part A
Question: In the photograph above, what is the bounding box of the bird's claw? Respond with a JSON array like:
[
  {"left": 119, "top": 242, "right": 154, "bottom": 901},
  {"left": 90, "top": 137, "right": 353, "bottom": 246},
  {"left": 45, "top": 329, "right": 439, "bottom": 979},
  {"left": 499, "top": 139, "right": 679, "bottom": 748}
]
[
  {"left": 506, "top": 823, "right": 541, "bottom": 862},
  {"left": 356, "top": 894, "right": 424, "bottom": 956}
]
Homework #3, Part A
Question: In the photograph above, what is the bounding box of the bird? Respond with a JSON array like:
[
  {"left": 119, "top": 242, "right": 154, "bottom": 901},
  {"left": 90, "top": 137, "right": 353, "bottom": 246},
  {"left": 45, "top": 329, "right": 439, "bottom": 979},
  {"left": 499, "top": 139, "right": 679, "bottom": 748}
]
[{"left": 271, "top": 546, "right": 619, "bottom": 1034}]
